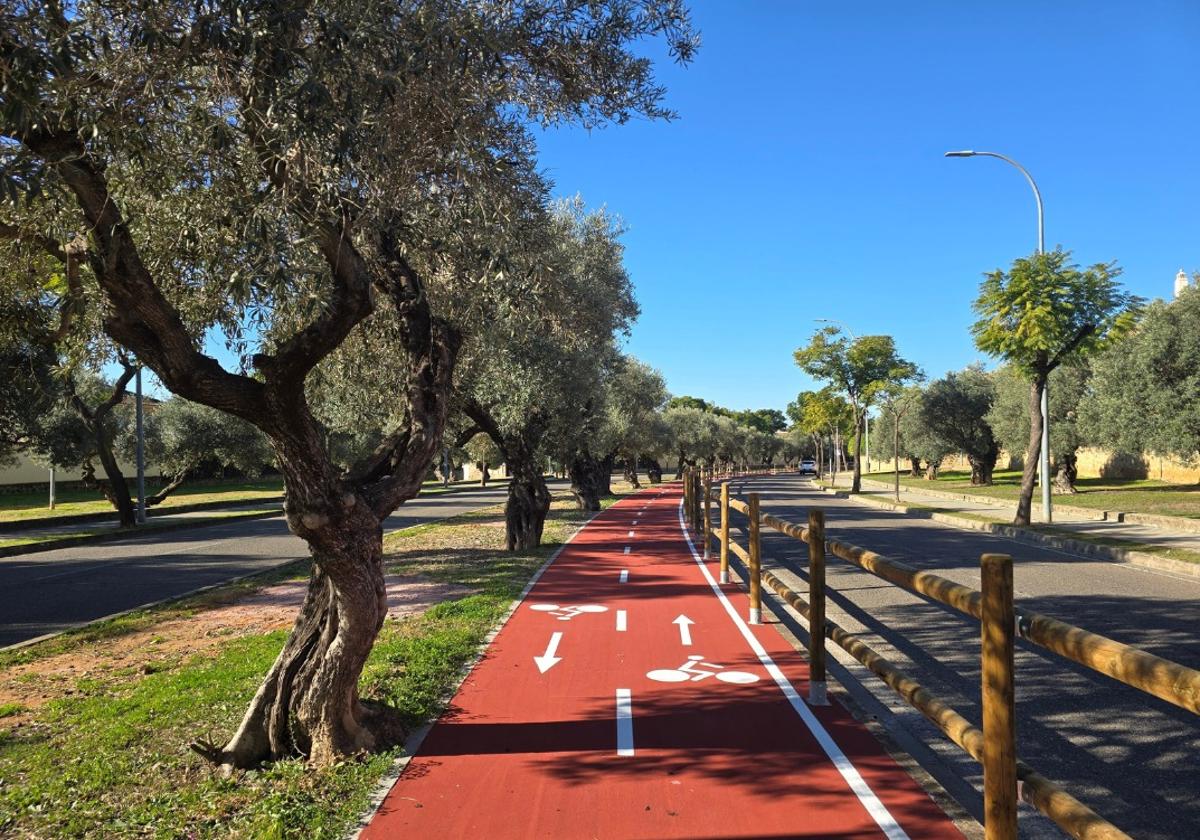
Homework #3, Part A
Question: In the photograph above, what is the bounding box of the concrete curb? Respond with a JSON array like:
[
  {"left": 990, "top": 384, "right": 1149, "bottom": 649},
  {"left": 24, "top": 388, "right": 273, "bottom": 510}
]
[
  {"left": 817, "top": 484, "right": 1200, "bottom": 580},
  {"left": 0, "top": 508, "right": 283, "bottom": 559},
  {"left": 857, "top": 475, "right": 1200, "bottom": 534},
  {"left": 0, "top": 495, "right": 286, "bottom": 533}
]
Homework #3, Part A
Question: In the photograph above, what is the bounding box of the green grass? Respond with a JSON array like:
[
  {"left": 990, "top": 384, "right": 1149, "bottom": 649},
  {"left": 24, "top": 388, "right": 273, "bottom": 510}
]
[
  {"left": 0, "top": 476, "right": 509, "bottom": 525},
  {"left": 0, "top": 508, "right": 279, "bottom": 550},
  {"left": 864, "top": 469, "right": 1200, "bottom": 519},
  {"left": 841, "top": 484, "right": 1200, "bottom": 566},
  {"left": 0, "top": 491, "right": 622, "bottom": 838}
]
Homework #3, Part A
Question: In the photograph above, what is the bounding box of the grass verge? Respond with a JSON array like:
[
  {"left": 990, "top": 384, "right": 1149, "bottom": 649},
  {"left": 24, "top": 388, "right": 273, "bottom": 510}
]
[
  {"left": 863, "top": 469, "right": 1200, "bottom": 519},
  {"left": 0, "top": 489, "right": 627, "bottom": 838}
]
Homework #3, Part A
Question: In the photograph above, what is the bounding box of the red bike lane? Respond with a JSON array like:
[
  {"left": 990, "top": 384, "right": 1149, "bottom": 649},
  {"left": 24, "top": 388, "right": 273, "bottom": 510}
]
[{"left": 362, "top": 483, "right": 962, "bottom": 839}]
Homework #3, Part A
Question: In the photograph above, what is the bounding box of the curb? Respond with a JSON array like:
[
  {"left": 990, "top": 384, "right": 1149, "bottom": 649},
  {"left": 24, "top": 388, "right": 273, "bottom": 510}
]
[
  {"left": 816, "top": 484, "right": 1200, "bottom": 580},
  {"left": 857, "top": 475, "right": 1200, "bottom": 534},
  {"left": 0, "top": 508, "right": 283, "bottom": 559},
  {"left": 0, "top": 495, "right": 286, "bottom": 533}
]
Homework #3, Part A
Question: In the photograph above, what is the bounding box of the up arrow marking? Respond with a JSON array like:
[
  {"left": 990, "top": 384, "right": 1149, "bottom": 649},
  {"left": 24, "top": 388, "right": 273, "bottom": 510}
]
[
  {"left": 534, "top": 631, "right": 564, "bottom": 673},
  {"left": 673, "top": 615, "right": 695, "bottom": 646}
]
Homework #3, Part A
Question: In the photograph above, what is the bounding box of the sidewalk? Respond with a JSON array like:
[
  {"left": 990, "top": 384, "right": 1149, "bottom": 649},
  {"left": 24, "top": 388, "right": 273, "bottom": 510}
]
[
  {"left": 360, "top": 483, "right": 961, "bottom": 839},
  {"left": 827, "top": 475, "right": 1200, "bottom": 567}
]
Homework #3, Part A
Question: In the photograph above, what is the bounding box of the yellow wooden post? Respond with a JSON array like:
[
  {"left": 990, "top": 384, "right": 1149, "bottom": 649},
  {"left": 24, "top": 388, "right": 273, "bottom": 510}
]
[
  {"left": 808, "top": 508, "right": 828, "bottom": 705},
  {"left": 684, "top": 467, "right": 693, "bottom": 530},
  {"left": 748, "top": 492, "right": 762, "bottom": 624},
  {"left": 981, "top": 553, "right": 1018, "bottom": 840},
  {"left": 719, "top": 482, "right": 731, "bottom": 584}
]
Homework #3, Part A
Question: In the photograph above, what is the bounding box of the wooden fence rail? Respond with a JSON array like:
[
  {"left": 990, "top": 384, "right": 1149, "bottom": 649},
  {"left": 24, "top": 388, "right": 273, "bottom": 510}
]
[{"left": 678, "top": 468, "right": 1192, "bottom": 840}]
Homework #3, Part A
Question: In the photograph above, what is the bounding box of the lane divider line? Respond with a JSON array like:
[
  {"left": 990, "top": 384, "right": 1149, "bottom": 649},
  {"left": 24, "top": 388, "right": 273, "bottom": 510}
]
[
  {"left": 616, "top": 609, "right": 627, "bottom": 632},
  {"left": 619, "top": 569, "right": 629, "bottom": 583},
  {"left": 616, "top": 688, "right": 634, "bottom": 756},
  {"left": 628, "top": 530, "right": 635, "bottom": 538},
  {"left": 675, "top": 497, "right": 911, "bottom": 840}
]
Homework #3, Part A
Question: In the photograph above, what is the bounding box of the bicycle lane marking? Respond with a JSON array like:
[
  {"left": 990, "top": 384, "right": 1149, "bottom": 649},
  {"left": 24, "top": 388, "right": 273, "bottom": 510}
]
[{"left": 672, "top": 491, "right": 963, "bottom": 839}]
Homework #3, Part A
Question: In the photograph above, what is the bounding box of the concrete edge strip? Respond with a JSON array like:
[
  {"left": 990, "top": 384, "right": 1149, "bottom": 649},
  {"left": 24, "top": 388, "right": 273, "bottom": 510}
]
[
  {"left": 675, "top": 496, "right": 912, "bottom": 840},
  {"left": 0, "top": 508, "right": 283, "bottom": 559},
  {"left": 345, "top": 494, "right": 639, "bottom": 839},
  {"left": 818, "top": 483, "right": 1200, "bottom": 580},
  {"left": 1, "top": 509, "right": 466, "bottom": 654}
]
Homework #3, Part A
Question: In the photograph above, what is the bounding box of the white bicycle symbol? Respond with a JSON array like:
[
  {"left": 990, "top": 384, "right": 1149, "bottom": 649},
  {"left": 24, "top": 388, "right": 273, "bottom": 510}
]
[
  {"left": 529, "top": 603, "right": 609, "bottom": 621},
  {"left": 647, "top": 655, "right": 760, "bottom": 684}
]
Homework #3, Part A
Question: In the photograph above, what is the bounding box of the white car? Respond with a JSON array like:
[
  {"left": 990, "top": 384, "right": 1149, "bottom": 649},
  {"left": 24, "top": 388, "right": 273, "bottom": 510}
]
[{"left": 799, "top": 459, "right": 817, "bottom": 475}]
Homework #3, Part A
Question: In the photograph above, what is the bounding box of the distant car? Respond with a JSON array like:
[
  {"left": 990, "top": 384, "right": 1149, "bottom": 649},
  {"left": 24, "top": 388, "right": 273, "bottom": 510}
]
[{"left": 799, "top": 459, "right": 817, "bottom": 475}]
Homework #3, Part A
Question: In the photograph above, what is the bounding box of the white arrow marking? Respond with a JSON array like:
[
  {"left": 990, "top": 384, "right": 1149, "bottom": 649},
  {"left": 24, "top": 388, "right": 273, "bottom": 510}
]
[
  {"left": 619, "top": 569, "right": 629, "bottom": 583},
  {"left": 616, "top": 609, "right": 627, "bottom": 631},
  {"left": 534, "top": 632, "right": 564, "bottom": 673},
  {"left": 673, "top": 614, "right": 695, "bottom": 646}
]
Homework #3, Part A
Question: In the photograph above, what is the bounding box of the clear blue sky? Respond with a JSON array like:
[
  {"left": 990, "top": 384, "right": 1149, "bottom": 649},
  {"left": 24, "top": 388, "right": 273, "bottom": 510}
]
[{"left": 534, "top": 1, "right": 1200, "bottom": 414}]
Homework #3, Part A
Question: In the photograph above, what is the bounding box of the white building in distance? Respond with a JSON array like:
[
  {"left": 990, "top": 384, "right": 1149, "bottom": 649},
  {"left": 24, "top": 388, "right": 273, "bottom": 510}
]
[{"left": 1175, "top": 268, "right": 1190, "bottom": 298}]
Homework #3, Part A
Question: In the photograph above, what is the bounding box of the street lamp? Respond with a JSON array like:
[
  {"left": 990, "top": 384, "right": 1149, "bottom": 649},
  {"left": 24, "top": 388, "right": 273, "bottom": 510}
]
[{"left": 945, "top": 149, "right": 1052, "bottom": 523}]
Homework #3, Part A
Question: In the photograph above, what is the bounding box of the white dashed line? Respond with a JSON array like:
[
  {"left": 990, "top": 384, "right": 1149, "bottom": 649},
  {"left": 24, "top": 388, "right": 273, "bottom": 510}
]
[
  {"left": 623, "top": 546, "right": 631, "bottom": 555},
  {"left": 616, "top": 609, "right": 627, "bottom": 631},
  {"left": 616, "top": 689, "right": 634, "bottom": 756},
  {"left": 627, "top": 530, "right": 635, "bottom": 538},
  {"left": 619, "top": 569, "right": 629, "bottom": 583}
]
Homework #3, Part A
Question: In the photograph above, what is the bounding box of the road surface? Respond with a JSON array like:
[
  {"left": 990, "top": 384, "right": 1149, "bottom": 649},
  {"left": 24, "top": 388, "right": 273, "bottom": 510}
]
[
  {"left": 733, "top": 474, "right": 1200, "bottom": 840},
  {"left": 0, "top": 484, "right": 518, "bottom": 648},
  {"left": 363, "top": 482, "right": 960, "bottom": 839}
]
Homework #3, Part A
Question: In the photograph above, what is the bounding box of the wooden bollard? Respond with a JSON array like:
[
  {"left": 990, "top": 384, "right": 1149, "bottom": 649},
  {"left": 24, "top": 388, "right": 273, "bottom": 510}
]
[
  {"left": 702, "top": 478, "right": 712, "bottom": 560},
  {"left": 684, "top": 468, "right": 694, "bottom": 529},
  {"left": 748, "top": 492, "right": 762, "bottom": 624},
  {"left": 719, "top": 482, "right": 731, "bottom": 584},
  {"left": 981, "top": 553, "right": 1017, "bottom": 840},
  {"left": 808, "top": 509, "right": 828, "bottom": 705}
]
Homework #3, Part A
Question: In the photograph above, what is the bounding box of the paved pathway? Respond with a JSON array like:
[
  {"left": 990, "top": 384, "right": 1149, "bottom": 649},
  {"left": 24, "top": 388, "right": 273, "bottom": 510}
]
[
  {"left": 835, "top": 474, "right": 1200, "bottom": 558},
  {"left": 363, "top": 483, "right": 960, "bottom": 839}
]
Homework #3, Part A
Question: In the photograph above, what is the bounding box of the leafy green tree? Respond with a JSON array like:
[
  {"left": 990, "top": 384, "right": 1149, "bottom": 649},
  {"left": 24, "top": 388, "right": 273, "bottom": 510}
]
[
  {"left": 794, "top": 329, "right": 918, "bottom": 491},
  {"left": 918, "top": 366, "right": 1000, "bottom": 485},
  {"left": 733, "top": 408, "right": 787, "bottom": 434},
  {"left": 127, "top": 398, "right": 274, "bottom": 502},
  {"left": 989, "top": 363, "right": 1091, "bottom": 493},
  {"left": 972, "top": 250, "right": 1140, "bottom": 524},
  {"left": 666, "top": 395, "right": 711, "bottom": 412},
  {"left": 873, "top": 381, "right": 924, "bottom": 499},
  {"left": 463, "top": 433, "right": 504, "bottom": 487},
  {"left": 1081, "top": 287, "right": 1200, "bottom": 471},
  {"left": 0, "top": 0, "right": 694, "bottom": 769}
]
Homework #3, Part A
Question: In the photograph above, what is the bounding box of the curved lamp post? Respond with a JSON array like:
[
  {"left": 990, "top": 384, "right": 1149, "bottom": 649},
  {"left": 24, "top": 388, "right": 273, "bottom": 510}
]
[{"left": 945, "top": 150, "right": 1052, "bottom": 523}]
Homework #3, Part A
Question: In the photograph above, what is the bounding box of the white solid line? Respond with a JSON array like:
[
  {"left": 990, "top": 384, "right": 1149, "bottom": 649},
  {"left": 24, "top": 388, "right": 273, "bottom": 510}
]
[
  {"left": 616, "top": 609, "right": 627, "bottom": 631},
  {"left": 623, "top": 546, "right": 631, "bottom": 555},
  {"left": 616, "top": 688, "right": 634, "bottom": 756},
  {"left": 619, "top": 569, "right": 629, "bottom": 583},
  {"left": 675, "top": 499, "right": 910, "bottom": 840},
  {"left": 628, "top": 530, "right": 635, "bottom": 537}
]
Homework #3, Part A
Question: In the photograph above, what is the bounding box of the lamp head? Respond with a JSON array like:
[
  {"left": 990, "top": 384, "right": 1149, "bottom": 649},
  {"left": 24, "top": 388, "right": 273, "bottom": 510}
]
[{"left": 944, "top": 150, "right": 977, "bottom": 158}]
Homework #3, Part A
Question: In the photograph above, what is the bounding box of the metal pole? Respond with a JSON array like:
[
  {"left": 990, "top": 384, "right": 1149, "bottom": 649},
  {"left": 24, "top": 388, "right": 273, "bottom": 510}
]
[
  {"left": 946, "top": 149, "right": 1051, "bottom": 523},
  {"left": 864, "top": 413, "right": 870, "bottom": 475},
  {"left": 135, "top": 366, "right": 146, "bottom": 525},
  {"left": 48, "top": 466, "right": 56, "bottom": 510}
]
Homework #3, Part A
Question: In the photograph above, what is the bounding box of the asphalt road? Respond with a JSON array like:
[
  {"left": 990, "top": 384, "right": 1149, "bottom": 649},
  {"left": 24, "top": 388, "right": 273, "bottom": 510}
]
[
  {"left": 731, "top": 474, "right": 1200, "bottom": 840},
  {"left": 0, "top": 484, "right": 519, "bottom": 648}
]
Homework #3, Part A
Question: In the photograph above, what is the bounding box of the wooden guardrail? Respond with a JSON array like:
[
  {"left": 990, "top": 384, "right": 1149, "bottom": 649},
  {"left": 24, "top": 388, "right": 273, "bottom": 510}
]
[{"left": 677, "top": 467, "right": 1198, "bottom": 840}]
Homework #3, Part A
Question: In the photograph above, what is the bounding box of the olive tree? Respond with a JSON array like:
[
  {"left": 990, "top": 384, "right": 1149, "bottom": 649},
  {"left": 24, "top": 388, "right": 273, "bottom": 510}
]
[
  {"left": 972, "top": 250, "right": 1140, "bottom": 524},
  {"left": 917, "top": 366, "right": 1000, "bottom": 486},
  {"left": 1081, "top": 286, "right": 1200, "bottom": 472},
  {"left": 0, "top": 0, "right": 694, "bottom": 769}
]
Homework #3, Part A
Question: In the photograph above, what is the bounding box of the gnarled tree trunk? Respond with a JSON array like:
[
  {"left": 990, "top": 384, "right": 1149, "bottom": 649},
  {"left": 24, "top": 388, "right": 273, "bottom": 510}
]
[
  {"left": 909, "top": 457, "right": 921, "bottom": 477},
  {"left": 645, "top": 457, "right": 663, "bottom": 484},
  {"left": 1053, "top": 450, "right": 1079, "bottom": 494},
  {"left": 568, "top": 451, "right": 607, "bottom": 511},
  {"left": 505, "top": 445, "right": 551, "bottom": 550}
]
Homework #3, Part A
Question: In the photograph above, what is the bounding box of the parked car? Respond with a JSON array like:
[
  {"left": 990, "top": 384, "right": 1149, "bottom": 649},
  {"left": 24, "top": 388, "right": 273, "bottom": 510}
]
[{"left": 799, "top": 459, "right": 817, "bottom": 475}]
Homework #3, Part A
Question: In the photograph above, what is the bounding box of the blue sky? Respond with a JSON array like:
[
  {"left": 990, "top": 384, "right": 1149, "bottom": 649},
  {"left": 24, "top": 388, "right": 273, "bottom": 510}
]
[{"left": 533, "top": 1, "right": 1200, "bottom": 414}]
